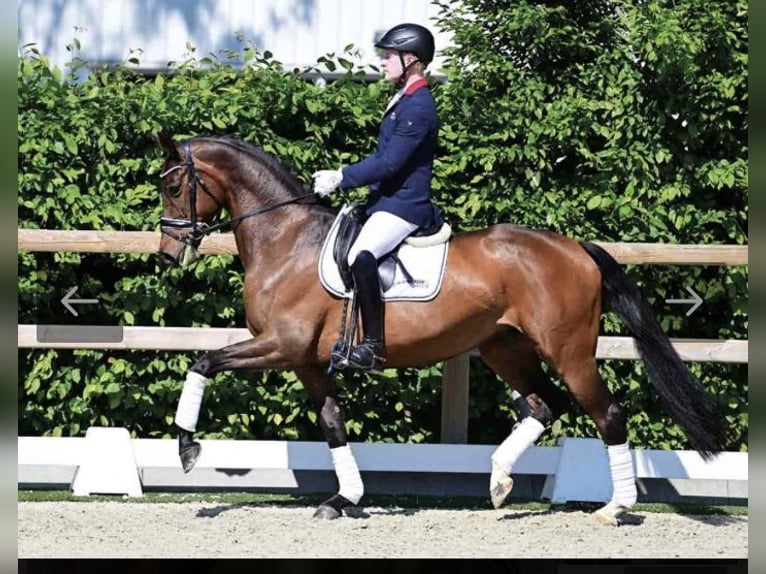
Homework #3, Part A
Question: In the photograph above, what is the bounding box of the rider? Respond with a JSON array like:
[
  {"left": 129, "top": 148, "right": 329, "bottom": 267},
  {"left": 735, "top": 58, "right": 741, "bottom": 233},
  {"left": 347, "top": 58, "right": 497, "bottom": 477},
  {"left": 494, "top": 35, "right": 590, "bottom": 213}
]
[{"left": 313, "top": 23, "right": 445, "bottom": 371}]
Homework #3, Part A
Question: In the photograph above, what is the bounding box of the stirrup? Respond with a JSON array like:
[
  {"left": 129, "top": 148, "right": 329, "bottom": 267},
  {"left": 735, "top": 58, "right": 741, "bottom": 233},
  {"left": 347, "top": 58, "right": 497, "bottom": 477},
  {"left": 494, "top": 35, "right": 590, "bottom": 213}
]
[
  {"left": 347, "top": 341, "right": 386, "bottom": 371},
  {"left": 329, "top": 341, "right": 351, "bottom": 372}
]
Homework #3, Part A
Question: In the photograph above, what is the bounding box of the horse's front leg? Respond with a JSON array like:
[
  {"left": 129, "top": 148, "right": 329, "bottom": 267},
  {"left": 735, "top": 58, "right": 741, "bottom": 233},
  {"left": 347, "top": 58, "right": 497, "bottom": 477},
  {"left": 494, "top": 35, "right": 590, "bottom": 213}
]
[
  {"left": 174, "top": 336, "right": 284, "bottom": 472},
  {"left": 296, "top": 367, "right": 363, "bottom": 520}
]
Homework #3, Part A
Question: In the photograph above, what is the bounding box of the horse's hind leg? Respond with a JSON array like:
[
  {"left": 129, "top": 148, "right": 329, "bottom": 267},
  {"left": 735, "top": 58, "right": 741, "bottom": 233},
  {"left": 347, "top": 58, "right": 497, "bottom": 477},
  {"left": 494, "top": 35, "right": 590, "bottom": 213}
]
[
  {"left": 296, "top": 367, "right": 363, "bottom": 520},
  {"left": 483, "top": 328, "right": 637, "bottom": 524},
  {"left": 479, "top": 330, "right": 571, "bottom": 509},
  {"left": 552, "top": 352, "right": 637, "bottom": 525}
]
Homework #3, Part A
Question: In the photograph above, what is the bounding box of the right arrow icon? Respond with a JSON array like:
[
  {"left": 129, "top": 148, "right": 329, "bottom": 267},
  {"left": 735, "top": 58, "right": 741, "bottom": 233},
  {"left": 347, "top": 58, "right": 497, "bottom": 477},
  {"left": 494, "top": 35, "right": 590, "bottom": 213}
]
[{"left": 665, "top": 286, "right": 703, "bottom": 317}]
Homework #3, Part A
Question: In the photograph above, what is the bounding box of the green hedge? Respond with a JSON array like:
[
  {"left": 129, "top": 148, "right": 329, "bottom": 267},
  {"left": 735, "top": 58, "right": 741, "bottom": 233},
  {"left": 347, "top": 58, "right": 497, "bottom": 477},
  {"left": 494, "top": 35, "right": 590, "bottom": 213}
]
[{"left": 18, "top": 0, "right": 747, "bottom": 452}]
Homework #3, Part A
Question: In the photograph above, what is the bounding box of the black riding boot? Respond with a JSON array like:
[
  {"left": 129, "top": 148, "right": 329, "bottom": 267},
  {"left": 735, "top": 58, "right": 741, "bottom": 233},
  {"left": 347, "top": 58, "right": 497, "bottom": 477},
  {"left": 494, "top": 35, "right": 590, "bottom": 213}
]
[{"left": 348, "top": 250, "right": 386, "bottom": 371}]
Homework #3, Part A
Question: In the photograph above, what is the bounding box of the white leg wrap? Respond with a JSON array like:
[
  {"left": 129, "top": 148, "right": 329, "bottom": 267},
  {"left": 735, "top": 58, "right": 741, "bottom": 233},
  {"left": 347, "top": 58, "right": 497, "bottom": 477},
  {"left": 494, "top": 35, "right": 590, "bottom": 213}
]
[
  {"left": 490, "top": 416, "right": 545, "bottom": 474},
  {"left": 607, "top": 441, "right": 637, "bottom": 508},
  {"left": 330, "top": 445, "right": 364, "bottom": 505},
  {"left": 174, "top": 371, "right": 207, "bottom": 432}
]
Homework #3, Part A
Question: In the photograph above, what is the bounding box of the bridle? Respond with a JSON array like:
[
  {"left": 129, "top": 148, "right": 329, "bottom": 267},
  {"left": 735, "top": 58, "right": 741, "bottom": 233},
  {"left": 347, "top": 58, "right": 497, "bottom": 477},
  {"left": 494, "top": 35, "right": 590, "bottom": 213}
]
[{"left": 159, "top": 141, "right": 315, "bottom": 248}]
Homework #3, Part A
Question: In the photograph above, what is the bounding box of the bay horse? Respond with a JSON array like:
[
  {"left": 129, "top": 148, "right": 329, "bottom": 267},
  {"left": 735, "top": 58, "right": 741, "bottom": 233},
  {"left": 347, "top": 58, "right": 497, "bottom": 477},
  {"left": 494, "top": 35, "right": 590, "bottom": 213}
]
[{"left": 154, "top": 133, "right": 727, "bottom": 524}]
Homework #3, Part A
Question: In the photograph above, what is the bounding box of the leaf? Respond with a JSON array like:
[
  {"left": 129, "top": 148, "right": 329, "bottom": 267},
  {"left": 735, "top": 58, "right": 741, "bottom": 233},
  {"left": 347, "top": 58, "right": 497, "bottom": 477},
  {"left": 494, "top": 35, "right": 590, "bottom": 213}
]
[
  {"left": 108, "top": 394, "right": 122, "bottom": 410},
  {"left": 63, "top": 134, "right": 78, "bottom": 155},
  {"left": 306, "top": 100, "right": 320, "bottom": 114}
]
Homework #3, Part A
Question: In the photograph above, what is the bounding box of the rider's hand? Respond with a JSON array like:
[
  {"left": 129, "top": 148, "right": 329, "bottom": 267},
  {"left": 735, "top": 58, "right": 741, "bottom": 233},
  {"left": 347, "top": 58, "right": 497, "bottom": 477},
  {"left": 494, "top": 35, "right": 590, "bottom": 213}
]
[{"left": 312, "top": 169, "right": 343, "bottom": 197}]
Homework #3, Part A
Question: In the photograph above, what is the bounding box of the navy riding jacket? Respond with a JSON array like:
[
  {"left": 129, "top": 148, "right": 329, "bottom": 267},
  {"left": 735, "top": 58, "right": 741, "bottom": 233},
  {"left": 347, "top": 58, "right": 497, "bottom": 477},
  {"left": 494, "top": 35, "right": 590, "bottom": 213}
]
[{"left": 340, "top": 78, "right": 444, "bottom": 230}]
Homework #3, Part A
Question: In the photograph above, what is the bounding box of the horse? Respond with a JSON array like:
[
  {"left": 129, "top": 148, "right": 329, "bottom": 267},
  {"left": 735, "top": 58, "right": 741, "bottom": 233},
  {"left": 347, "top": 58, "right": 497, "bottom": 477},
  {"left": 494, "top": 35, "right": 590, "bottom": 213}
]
[{"left": 154, "top": 133, "right": 728, "bottom": 524}]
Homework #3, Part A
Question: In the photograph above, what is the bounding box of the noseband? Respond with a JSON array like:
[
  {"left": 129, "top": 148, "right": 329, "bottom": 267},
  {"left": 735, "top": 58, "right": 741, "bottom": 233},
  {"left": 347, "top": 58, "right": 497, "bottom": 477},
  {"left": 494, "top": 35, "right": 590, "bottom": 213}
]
[{"left": 159, "top": 141, "right": 314, "bottom": 248}]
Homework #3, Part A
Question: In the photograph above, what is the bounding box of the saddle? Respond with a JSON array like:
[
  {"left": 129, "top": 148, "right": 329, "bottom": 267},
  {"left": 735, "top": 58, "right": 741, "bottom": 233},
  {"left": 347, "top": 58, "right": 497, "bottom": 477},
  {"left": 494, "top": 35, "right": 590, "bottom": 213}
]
[
  {"left": 332, "top": 205, "right": 365, "bottom": 290},
  {"left": 332, "top": 205, "right": 450, "bottom": 292}
]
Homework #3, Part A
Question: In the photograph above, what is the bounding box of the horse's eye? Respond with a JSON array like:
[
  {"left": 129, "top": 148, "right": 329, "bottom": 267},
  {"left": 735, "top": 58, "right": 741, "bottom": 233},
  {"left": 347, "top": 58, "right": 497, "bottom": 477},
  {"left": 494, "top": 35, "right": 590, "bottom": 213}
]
[{"left": 166, "top": 183, "right": 182, "bottom": 197}]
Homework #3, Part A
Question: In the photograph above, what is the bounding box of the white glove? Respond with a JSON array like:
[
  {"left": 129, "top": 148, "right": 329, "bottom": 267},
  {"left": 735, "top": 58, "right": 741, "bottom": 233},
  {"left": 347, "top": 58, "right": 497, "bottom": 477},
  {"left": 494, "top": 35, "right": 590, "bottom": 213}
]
[{"left": 312, "top": 169, "right": 343, "bottom": 197}]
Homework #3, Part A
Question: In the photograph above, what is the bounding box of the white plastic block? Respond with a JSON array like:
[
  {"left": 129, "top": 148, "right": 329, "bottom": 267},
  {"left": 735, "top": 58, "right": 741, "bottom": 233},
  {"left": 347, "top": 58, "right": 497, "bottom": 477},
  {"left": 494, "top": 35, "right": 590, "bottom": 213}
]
[
  {"left": 71, "top": 427, "right": 143, "bottom": 497},
  {"left": 542, "top": 437, "right": 612, "bottom": 503}
]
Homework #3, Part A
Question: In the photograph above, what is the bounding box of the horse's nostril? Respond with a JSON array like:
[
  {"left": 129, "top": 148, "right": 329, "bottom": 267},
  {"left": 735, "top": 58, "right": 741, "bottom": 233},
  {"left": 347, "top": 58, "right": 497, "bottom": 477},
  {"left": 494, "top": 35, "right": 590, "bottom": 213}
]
[{"left": 159, "top": 252, "right": 177, "bottom": 268}]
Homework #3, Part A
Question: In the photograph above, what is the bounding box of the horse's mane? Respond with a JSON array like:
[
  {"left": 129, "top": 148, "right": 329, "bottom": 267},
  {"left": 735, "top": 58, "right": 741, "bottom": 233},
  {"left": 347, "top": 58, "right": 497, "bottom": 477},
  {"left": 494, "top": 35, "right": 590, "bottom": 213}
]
[
  {"left": 204, "top": 135, "right": 308, "bottom": 198},
  {"left": 200, "top": 134, "right": 336, "bottom": 245}
]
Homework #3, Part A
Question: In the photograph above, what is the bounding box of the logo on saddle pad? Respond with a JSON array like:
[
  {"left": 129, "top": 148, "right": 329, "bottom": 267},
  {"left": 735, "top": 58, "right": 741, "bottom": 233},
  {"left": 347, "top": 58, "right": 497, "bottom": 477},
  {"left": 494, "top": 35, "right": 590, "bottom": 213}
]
[{"left": 318, "top": 204, "right": 450, "bottom": 302}]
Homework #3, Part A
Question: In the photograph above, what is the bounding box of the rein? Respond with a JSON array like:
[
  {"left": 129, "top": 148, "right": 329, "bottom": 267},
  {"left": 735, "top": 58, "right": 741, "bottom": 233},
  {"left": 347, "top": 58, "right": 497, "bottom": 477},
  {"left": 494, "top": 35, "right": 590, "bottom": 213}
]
[{"left": 160, "top": 141, "right": 315, "bottom": 246}]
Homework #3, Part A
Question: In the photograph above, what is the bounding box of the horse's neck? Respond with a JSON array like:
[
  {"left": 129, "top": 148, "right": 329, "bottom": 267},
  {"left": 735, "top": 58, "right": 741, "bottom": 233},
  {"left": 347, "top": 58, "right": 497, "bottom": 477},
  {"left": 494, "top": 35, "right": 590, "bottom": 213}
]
[{"left": 226, "top": 185, "right": 318, "bottom": 272}]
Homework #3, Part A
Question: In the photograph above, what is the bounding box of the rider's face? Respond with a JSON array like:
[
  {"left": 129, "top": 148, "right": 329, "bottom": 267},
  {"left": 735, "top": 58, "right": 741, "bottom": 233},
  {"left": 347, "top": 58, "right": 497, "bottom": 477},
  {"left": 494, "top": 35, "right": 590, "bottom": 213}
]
[{"left": 380, "top": 49, "right": 416, "bottom": 83}]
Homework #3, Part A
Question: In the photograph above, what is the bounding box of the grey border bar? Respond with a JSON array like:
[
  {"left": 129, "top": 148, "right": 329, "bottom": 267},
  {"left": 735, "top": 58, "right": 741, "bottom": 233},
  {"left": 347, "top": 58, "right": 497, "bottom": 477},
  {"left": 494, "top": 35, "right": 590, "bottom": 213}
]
[{"left": 36, "top": 325, "right": 124, "bottom": 343}]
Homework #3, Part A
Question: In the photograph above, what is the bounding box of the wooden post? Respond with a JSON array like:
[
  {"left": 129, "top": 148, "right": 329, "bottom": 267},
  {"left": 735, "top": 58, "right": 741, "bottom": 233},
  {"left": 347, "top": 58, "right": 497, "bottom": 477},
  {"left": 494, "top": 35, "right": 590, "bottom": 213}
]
[{"left": 440, "top": 352, "right": 471, "bottom": 444}]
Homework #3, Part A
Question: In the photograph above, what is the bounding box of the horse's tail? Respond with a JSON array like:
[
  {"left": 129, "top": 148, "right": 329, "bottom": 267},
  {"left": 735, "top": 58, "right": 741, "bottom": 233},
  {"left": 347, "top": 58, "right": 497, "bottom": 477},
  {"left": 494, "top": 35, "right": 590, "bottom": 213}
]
[{"left": 579, "top": 241, "right": 728, "bottom": 460}]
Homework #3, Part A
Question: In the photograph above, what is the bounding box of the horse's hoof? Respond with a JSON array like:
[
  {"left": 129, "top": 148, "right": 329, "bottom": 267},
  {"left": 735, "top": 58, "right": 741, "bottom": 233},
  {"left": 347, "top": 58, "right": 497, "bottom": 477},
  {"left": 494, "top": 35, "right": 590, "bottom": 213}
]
[
  {"left": 313, "top": 504, "right": 343, "bottom": 520},
  {"left": 490, "top": 477, "right": 514, "bottom": 509},
  {"left": 180, "top": 441, "right": 201, "bottom": 473},
  {"left": 593, "top": 501, "right": 629, "bottom": 526},
  {"left": 312, "top": 494, "right": 353, "bottom": 519},
  {"left": 489, "top": 464, "right": 514, "bottom": 509}
]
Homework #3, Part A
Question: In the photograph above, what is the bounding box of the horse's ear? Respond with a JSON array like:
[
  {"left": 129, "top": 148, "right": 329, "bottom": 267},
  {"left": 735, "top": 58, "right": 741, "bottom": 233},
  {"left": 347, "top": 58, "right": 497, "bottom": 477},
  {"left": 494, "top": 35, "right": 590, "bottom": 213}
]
[{"left": 154, "top": 132, "right": 181, "bottom": 160}]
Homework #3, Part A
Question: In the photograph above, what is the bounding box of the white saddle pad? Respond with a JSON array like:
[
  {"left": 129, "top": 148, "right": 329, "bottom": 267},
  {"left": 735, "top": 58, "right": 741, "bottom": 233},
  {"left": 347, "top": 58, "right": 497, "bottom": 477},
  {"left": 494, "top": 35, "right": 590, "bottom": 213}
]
[{"left": 318, "top": 205, "right": 450, "bottom": 302}]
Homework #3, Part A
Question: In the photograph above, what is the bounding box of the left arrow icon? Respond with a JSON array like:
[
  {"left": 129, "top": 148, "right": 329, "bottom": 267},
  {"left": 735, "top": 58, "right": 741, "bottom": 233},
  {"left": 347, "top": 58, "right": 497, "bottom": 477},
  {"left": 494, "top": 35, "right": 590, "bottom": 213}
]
[{"left": 61, "top": 286, "right": 99, "bottom": 317}]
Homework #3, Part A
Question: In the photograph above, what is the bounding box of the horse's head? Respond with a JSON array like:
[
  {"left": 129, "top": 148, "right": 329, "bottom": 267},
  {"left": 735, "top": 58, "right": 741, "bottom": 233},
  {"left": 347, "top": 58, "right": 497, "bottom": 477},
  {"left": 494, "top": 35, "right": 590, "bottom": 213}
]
[{"left": 155, "top": 133, "right": 226, "bottom": 267}]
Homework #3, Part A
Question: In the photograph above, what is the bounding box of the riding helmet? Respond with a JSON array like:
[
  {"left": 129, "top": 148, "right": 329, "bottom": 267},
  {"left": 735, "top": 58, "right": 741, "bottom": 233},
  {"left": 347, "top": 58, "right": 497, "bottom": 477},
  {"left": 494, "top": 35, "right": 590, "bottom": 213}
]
[{"left": 375, "top": 23, "right": 435, "bottom": 65}]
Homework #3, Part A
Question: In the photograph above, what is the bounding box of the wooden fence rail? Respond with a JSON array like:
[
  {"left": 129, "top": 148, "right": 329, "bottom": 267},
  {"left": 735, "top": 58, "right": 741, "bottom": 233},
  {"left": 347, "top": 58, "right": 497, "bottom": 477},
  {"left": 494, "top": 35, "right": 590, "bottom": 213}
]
[
  {"left": 18, "top": 229, "right": 749, "bottom": 444},
  {"left": 17, "top": 325, "right": 748, "bottom": 363},
  {"left": 18, "top": 229, "right": 749, "bottom": 265}
]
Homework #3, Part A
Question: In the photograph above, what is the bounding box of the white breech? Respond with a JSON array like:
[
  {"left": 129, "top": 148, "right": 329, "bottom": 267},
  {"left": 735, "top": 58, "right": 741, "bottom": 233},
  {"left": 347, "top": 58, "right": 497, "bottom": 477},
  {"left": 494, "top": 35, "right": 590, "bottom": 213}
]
[{"left": 347, "top": 211, "right": 418, "bottom": 266}]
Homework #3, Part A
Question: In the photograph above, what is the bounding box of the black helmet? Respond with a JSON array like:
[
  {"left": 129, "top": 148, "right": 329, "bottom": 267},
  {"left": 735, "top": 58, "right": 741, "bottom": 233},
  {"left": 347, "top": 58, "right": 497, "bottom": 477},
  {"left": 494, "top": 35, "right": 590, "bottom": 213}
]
[{"left": 375, "top": 23, "right": 435, "bottom": 65}]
